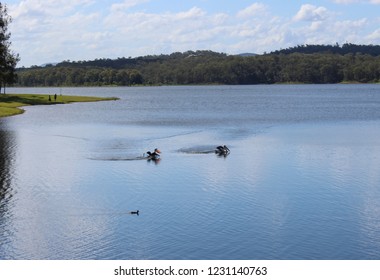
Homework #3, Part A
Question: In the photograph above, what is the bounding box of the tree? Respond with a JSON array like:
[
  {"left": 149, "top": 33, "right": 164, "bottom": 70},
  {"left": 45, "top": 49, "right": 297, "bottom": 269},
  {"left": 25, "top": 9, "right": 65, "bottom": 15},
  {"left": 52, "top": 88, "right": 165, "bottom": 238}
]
[{"left": 0, "top": 2, "right": 19, "bottom": 93}]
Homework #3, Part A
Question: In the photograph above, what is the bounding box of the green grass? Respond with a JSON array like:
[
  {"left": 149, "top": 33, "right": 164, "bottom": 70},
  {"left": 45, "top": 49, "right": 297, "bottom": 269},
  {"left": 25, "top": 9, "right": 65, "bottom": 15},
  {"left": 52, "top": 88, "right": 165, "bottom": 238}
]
[{"left": 0, "top": 93, "right": 118, "bottom": 118}]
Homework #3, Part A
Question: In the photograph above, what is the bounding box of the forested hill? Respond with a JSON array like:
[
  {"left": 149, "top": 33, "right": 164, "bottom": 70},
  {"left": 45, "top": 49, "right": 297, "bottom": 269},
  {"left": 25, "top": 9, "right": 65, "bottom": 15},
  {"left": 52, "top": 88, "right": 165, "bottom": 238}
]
[
  {"left": 270, "top": 43, "right": 380, "bottom": 56},
  {"left": 15, "top": 44, "right": 380, "bottom": 86},
  {"left": 55, "top": 50, "right": 227, "bottom": 69}
]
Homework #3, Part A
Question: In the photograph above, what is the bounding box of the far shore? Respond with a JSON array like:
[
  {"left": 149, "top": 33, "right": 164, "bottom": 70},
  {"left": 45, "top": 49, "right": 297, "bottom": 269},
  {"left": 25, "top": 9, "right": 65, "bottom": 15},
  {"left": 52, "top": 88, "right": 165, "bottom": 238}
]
[
  {"left": 0, "top": 93, "right": 118, "bottom": 118},
  {"left": 10, "top": 81, "right": 380, "bottom": 88}
]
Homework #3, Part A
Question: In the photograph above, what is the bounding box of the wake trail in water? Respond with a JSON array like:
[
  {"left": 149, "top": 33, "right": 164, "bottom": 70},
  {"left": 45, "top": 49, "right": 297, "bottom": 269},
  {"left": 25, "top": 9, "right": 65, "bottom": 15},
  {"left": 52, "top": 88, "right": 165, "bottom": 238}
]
[
  {"left": 53, "top": 134, "right": 90, "bottom": 141},
  {"left": 177, "top": 145, "right": 218, "bottom": 154},
  {"left": 143, "top": 130, "right": 204, "bottom": 141},
  {"left": 88, "top": 155, "right": 147, "bottom": 161}
]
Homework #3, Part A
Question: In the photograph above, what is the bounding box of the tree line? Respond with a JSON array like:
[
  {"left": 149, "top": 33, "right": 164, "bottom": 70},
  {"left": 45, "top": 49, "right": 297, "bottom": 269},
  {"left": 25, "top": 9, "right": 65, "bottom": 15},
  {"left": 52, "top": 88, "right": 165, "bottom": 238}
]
[
  {"left": 271, "top": 43, "right": 380, "bottom": 56},
  {"left": 15, "top": 44, "right": 380, "bottom": 87}
]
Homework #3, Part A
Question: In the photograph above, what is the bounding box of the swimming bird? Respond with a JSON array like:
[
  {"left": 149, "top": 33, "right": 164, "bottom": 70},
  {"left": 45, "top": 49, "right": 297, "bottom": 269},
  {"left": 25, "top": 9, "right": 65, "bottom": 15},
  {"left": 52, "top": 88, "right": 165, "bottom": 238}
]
[
  {"left": 130, "top": 210, "right": 139, "bottom": 215},
  {"left": 215, "top": 145, "right": 230, "bottom": 155},
  {"left": 146, "top": 148, "right": 161, "bottom": 160}
]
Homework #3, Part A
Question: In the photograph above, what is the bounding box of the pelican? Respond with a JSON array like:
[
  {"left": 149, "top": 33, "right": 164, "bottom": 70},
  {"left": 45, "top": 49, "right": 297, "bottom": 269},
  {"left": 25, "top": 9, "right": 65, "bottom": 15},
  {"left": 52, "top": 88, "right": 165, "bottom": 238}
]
[
  {"left": 146, "top": 148, "right": 161, "bottom": 160},
  {"left": 215, "top": 145, "right": 230, "bottom": 155}
]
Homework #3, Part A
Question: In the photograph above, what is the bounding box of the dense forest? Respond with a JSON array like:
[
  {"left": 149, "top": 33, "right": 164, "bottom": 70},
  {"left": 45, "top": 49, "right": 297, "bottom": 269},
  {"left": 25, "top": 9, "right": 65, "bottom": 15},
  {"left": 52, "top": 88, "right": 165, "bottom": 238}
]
[{"left": 14, "top": 43, "right": 380, "bottom": 86}]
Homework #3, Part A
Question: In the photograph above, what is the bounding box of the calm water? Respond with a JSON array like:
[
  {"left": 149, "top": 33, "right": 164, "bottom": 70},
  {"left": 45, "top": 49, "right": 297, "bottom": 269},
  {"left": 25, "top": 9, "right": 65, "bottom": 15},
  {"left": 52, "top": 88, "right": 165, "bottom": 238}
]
[{"left": 1, "top": 84, "right": 380, "bottom": 260}]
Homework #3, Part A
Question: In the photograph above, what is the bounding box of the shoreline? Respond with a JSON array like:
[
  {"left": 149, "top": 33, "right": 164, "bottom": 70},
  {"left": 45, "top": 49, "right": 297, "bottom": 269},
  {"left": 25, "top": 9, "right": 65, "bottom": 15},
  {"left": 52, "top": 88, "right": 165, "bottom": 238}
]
[
  {"left": 9, "top": 81, "right": 380, "bottom": 88},
  {"left": 0, "top": 93, "right": 118, "bottom": 118}
]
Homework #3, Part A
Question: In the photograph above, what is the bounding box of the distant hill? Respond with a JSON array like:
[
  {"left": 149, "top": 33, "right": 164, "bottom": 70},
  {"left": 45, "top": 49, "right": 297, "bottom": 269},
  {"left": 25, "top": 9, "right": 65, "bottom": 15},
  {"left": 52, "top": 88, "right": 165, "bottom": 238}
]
[
  {"left": 15, "top": 44, "right": 380, "bottom": 86},
  {"left": 40, "top": 62, "right": 58, "bottom": 67},
  {"left": 271, "top": 43, "right": 380, "bottom": 56},
  {"left": 54, "top": 50, "right": 227, "bottom": 69},
  {"left": 237, "top": 53, "right": 258, "bottom": 57}
]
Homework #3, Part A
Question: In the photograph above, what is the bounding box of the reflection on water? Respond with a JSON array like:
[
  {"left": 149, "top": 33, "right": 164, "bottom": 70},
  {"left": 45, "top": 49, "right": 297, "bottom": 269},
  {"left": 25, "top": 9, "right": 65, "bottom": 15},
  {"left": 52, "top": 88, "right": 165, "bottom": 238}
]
[
  {"left": 0, "top": 127, "right": 17, "bottom": 255},
  {"left": 1, "top": 85, "right": 380, "bottom": 259},
  {"left": 0, "top": 130, "right": 13, "bottom": 204}
]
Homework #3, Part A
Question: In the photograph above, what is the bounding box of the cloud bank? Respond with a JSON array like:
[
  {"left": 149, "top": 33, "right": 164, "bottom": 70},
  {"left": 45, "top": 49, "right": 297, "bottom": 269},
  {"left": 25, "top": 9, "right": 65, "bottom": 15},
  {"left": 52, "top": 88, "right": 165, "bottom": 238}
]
[{"left": 8, "top": 0, "right": 380, "bottom": 66}]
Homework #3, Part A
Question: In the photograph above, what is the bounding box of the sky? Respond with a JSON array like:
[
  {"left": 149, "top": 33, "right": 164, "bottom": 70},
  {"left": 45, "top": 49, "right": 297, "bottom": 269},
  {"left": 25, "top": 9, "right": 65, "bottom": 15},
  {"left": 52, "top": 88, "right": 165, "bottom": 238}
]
[{"left": 5, "top": 0, "right": 380, "bottom": 67}]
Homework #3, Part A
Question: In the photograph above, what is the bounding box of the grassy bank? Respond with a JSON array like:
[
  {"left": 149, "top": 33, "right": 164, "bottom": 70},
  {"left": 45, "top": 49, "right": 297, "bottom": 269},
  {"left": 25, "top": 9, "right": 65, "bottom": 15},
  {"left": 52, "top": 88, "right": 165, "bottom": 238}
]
[{"left": 0, "top": 93, "right": 118, "bottom": 118}]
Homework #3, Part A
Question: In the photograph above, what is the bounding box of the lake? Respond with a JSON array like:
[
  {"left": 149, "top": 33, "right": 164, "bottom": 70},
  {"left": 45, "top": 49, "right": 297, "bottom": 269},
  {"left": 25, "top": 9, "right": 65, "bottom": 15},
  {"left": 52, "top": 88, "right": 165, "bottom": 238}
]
[{"left": 1, "top": 84, "right": 380, "bottom": 260}]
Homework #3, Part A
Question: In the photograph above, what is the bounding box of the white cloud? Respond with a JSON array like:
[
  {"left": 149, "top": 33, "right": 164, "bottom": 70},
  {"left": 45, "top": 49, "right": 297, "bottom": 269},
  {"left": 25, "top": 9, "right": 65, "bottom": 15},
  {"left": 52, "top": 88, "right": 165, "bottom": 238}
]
[
  {"left": 9, "top": 0, "right": 103, "bottom": 65},
  {"left": 110, "top": 0, "right": 149, "bottom": 12},
  {"left": 237, "top": 3, "right": 267, "bottom": 18},
  {"left": 366, "top": 28, "right": 380, "bottom": 40},
  {"left": 11, "top": 0, "right": 94, "bottom": 17},
  {"left": 103, "top": 6, "right": 229, "bottom": 54},
  {"left": 290, "top": 17, "right": 371, "bottom": 47},
  {"left": 333, "top": 0, "right": 359, "bottom": 3},
  {"left": 333, "top": 0, "right": 380, "bottom": 3},
  {"left": 175, "top": 7, "right": 206, "bottom": 20},
  {"left": 293, "top": 4, "right": 331, "bottom": 21}
]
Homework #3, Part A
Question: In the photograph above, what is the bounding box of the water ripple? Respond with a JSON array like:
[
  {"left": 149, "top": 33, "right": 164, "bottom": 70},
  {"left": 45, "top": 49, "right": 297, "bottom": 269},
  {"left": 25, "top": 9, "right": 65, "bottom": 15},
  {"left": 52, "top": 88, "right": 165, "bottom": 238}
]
[{"left": 2, "top": 85, "right": 380, "bottom": 259}]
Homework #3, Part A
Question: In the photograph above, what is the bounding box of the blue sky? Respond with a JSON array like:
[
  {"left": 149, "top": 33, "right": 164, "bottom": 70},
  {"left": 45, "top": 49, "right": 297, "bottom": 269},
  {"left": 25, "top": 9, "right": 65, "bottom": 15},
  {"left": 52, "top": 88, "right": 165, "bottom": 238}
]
[{"left": 6, "top": 0, "right": 380, "bottom": 67}]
